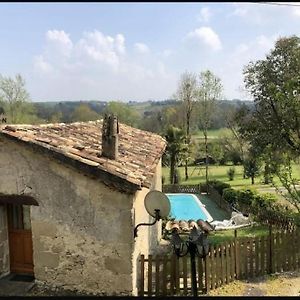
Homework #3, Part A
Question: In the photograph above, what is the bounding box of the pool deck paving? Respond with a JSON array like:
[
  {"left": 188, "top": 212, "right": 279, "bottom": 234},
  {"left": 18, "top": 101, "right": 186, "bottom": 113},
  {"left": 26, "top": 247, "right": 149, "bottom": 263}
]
[{"left": 198, "top": 193, "right": 231, "bottom": 221}]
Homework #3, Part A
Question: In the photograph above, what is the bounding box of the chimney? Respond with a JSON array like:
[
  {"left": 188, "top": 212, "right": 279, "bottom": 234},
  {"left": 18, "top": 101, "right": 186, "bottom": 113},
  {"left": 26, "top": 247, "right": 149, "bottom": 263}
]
[{"left": 102, "top": 114, "right": 119, "bottom": 160}]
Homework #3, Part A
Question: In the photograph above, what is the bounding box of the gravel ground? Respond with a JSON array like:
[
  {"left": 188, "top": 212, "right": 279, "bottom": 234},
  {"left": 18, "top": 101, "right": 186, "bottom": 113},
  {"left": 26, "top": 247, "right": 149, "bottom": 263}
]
[{"left": 208, "top": 270, "right": 300, "bottom": 296}]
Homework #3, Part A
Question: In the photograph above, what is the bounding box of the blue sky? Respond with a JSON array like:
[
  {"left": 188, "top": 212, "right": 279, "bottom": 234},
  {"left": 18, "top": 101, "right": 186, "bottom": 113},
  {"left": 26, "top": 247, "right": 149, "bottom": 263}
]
[{"left": 1, "top": 2, "right": 300, "bottom": 102}]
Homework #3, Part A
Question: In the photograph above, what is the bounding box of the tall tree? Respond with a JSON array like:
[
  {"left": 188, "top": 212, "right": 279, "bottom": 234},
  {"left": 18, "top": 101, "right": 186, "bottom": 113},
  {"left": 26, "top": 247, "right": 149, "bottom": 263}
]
[
  {"left": 197, "top": 70, "right": 223, "bottom": 188},
  {"left": 71, "top": 104, "right": 99, "bottom": 122},
  {"left": 104, "top": 101, "right": 141, "bottom": 128},
  {"left": 243, "top": 35, "right": 300, "bottom": 211},
  {"left": 165, "top": 126, "right": 188, "bottom": 184},
  {"left": 0, "top": 74, "right": 32, "bottom": 123},
  {"left": 176, "top": 72, "right": 198, "bottom": 180}
]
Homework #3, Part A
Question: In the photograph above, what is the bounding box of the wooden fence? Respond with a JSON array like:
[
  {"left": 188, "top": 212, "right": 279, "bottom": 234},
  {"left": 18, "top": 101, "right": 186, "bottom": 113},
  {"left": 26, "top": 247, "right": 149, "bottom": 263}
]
[
  {"left": 138, "top": 228, "right": 300, "bottom": 296},
  {"left": 162, "top": 184, "right": 204, "bottom": 194}
]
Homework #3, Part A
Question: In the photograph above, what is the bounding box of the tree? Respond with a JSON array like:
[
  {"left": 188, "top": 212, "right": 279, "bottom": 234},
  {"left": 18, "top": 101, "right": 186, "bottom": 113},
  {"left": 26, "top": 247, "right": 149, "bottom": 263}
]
[
  {"left": 0, "top": 74, "right": 33, "bottom": 123},
  {"left": 71, "top": 104, "right": 99, "bottom": 122},
  {"left": 103, "top": 101, "right": 141, "bottom": 128},
  {"left": 243, "top": 36, "right": 300, "bottom": 156},
  {"left": 176, "top": 72, "right": 198, "bottom": 181},
  {"left": 243, "top": 35, "right": 300, "bottom": 210},
  {"left": 165, "top": 126, "right": 188, "bottom": 184},
  {"left": 197, "top": 70, "right": 223, "bottom": 188},
  {"left": 244, "top": 154, "right": 261, "bottom": 185}
]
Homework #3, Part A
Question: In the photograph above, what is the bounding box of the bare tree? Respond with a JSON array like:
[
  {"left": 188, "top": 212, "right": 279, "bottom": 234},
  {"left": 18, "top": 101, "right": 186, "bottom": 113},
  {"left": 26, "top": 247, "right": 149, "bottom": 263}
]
[
  {"left": 0, "top": 74, "right": 30, "bottom": 123},
  {"left": 176, "top": 71, "right": 198, "bottom": 180},
  {"left": 197, "top": 70, "right": 223, "bottom": 188}
]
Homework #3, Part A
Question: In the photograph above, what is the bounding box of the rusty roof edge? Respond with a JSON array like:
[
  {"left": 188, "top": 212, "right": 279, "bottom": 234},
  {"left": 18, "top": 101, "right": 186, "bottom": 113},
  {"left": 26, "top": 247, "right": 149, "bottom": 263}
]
[{"left": 0, "top": 131, "right": 141, "bottom": 194}]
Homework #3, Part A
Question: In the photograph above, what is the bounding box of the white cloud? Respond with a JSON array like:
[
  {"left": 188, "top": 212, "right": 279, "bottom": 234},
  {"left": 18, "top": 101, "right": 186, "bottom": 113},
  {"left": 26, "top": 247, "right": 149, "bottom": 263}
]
[
  {"left": 134, "top": 42, "right": 150, "bottom": 54},
  {"left": 198, "top": 7, "right": 212, "bottom": 22},
  {"left": 220, "top": 34, "right": 279, "bottom": 99},
  {"left": 232, "top": 6, "right": 247, "bottom": 17},
  {"left": 33, "top": 55, "right": 53, "bottom": 73},
  {"left": 115, "top": 34, "right": 126, "bottom": 54},
  {"left": 162, "top": 49, "right": 173, "bottom": 57},
  {"left": 46, "top": 30, "right": 73, "bottom": 57},
  {"left": 187, "top": 26, "right": 222, "bottom": 51},
  {"left": 31, "top": 29, "right": 175, "bottom": 101}
]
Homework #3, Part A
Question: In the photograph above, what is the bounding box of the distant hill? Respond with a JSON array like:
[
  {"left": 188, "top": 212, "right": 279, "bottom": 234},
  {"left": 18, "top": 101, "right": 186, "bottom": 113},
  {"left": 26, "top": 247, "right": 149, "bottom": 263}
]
[{"left": 32, "top": 98, "right": 253, "bottom": 126}]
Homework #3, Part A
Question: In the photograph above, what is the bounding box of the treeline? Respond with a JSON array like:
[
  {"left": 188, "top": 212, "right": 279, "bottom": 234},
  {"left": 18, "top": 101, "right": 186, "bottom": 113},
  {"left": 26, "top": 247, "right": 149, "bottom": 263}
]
[{"left": 30, "top": 99, "right": 253, "bottom": 134}]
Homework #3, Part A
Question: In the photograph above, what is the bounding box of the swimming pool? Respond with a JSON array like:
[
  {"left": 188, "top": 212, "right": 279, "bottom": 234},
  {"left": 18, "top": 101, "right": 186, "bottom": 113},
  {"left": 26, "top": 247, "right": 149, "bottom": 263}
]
[{"left": 166, "top": 193, "right": 213, "bottom": 222}]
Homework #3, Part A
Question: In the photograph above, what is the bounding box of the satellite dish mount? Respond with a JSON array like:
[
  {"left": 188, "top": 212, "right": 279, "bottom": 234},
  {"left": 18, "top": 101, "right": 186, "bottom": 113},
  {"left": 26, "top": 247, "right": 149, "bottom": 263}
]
[{"left": 133, "top": 190, "right": 170, "bottom": 238}]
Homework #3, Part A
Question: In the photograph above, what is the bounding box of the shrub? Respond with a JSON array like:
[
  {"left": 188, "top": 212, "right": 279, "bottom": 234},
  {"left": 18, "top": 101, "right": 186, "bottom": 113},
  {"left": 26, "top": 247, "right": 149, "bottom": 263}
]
[
  {"left": 208, "top": 180, "right": 231, "bottom": 195},
  {"left": 223, "top": 187, "right": 239, "bottom": 206},
  {"left": 227, "top": 167, "right": 235, "bottom": 181}
]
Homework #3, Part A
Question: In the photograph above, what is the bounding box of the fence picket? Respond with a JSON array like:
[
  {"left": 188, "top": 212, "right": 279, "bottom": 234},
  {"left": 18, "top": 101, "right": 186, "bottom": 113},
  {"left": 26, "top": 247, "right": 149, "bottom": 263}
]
[
  {"left": 255, "top": 237, "right": 260, "bottom": 276},
  {"left": 148, "top": 255, "right": 153, "bottom": 296},
  {"left": 170, "top": 255, "right": 176, "bottom": 295},
  {"left": 282, "top": 231, "right": 287, "bottom": 272},
  {"left": 215, "top": 245, "right": 221, "bottom": 288},
  {"left": 230, "top": 242, "right": 235, "bottom": 282},
  {"left": 287, "top": 231, "right": 292, "bottom": 271},
  {"left": 226, "top": 243, "right": 230, "bottom": 284},
  {"left": 249, "top": 239, "right": 254, "bottom": 278},
  {"left": 235, "top": 239, "right": 240, "bottom": 279},
  {"left": 139, "top": 255, "right": 145, "bottom": 296},
  {"left": 175, "top": 256, "right": 180, "bottom": 295},
  {"left": 205, "top": 249, "right": 211, "bottom": 293},
  {"left": 211, "top": 246, "right": 216, "bottom": 289},
  {"left": 197, "top": 256, "right": 204, "bottom": 294},
  {"left": 244, "top": 240, "right": 249, "bottom": 278},
  {"left": 155, "top": 255, "right": 160, "bottom": 296},
  {"left": 182, "top": 256, "right": 188, "bottom": 295},
  {"left": 162, "top": 255, "right": 168, "bottom": 296}
]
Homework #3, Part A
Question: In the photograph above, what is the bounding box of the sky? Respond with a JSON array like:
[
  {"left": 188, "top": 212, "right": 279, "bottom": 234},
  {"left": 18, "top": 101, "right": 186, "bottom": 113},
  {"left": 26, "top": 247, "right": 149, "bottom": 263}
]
[{"left": 1, "top": 2, "right": 300, "bottom": 102}]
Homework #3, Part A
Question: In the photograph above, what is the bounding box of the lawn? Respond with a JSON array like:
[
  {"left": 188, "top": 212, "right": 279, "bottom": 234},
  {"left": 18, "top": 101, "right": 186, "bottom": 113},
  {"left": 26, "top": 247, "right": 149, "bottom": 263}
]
[
  {"left": 162, "top": 164, "right": 300, "bottom": 190},
  {"left": 208, "top": 224, "right": 269, "bottom": 245},
  {"left": 192, "top": 128, "right": 232, "bottom": 140}
]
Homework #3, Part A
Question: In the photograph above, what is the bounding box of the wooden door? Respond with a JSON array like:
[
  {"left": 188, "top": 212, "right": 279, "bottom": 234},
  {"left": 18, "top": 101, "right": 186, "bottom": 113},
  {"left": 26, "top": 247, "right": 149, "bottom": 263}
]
[{"left": 7, "top": 204, "right": 34, "bottom": 274}]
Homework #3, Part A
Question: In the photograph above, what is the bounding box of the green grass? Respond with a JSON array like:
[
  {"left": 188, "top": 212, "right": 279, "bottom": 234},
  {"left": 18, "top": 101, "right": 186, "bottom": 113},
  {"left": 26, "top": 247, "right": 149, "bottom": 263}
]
[
  {"left": 192, "top": 128, "right": 232, "bottom": 140},
  {"left": 162, "top": 164, "right": 300, "bottom": 190},
  {"left": 208, "top": 224, "right": 269, "bottom": 245}
]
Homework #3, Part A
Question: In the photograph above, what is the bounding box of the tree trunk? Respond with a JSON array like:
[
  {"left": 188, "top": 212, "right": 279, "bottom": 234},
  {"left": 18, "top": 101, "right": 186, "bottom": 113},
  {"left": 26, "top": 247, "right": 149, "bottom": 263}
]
[
  {"left": 170, "top": 155, "right": 176, "bottom": 184},
  {"left": 185, "top": 160, "right": 188, "bottom": 181},
  {"left": 185, "top": 116, "right": 190, "bottom": 181},
  {"left": 251, "top": 175, "right": 254, "bottom": 185},
  {"left": 204, "top": 129, "right": 209, "bottom": 192},
  {"left": 264, "top": 163, "right": 270, "bottom": 184}
]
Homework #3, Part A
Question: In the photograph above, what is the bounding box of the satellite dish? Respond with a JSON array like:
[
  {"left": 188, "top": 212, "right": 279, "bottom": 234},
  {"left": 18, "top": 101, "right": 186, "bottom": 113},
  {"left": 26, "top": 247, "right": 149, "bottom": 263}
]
[{"left": 144, "top": 190, "right": 170, "bottom": 218}]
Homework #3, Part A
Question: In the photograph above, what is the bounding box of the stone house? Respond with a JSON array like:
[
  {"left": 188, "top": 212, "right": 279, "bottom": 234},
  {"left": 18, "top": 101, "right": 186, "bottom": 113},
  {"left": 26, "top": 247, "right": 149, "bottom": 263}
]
[{"left": 0, "top": 116, "right": 166, "bottom": 295}]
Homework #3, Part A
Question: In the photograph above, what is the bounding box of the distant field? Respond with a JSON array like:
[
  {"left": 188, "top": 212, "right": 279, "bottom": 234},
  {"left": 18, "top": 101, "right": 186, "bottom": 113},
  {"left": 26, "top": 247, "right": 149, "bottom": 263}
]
[{"left": 192, "top": 128, "right": 232, "bottom": 140}]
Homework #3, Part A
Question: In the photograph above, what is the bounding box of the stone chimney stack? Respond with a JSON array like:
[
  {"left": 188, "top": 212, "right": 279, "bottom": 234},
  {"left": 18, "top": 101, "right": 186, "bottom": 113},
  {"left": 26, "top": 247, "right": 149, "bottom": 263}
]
[{"left": 102, "top": 114, "right": 119, "bottom": 160}]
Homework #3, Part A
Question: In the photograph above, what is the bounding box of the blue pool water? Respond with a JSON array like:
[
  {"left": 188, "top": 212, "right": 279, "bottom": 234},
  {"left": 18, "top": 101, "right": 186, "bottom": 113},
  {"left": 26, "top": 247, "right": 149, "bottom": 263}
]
[{"left": 166, "top": 193, "right": 212, "bottom": 221}]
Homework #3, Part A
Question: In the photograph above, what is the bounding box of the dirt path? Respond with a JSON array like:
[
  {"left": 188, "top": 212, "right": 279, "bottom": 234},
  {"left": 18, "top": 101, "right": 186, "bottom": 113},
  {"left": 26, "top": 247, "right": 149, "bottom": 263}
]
[{"left": 208, "top": 271, "right": 300, "bottom": 296}]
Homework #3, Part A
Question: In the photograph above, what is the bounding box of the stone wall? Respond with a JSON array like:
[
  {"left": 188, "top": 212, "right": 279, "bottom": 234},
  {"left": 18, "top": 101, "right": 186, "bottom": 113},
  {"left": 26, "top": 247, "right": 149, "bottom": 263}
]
[
  {"left": 0, "top": 205, "right": 9, "bottom": 277},
  {"left": 131, "top": 158, "right": 163, "bottom": 295},
  {"left": 0, "top": 136, "right": 135, "bottom": 295}
]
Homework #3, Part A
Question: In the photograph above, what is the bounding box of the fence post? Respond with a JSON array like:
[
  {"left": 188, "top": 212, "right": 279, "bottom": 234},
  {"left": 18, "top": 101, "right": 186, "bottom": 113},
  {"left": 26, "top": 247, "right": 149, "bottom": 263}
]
[
  {"left": 139, "top": 255, "right": 145, "bottom": 296},
  {"left": 234, "top": 229, "right": 239, "bottom": 279},
  {"left": 269, "top": 224, "right": 273, "bottom": 274}
]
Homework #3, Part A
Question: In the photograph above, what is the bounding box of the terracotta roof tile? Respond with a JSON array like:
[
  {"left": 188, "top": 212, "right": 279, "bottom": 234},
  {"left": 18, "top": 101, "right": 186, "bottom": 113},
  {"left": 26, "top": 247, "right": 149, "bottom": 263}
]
[{"left": 0, "top": 120, "right": 167, "bottom": 191}]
